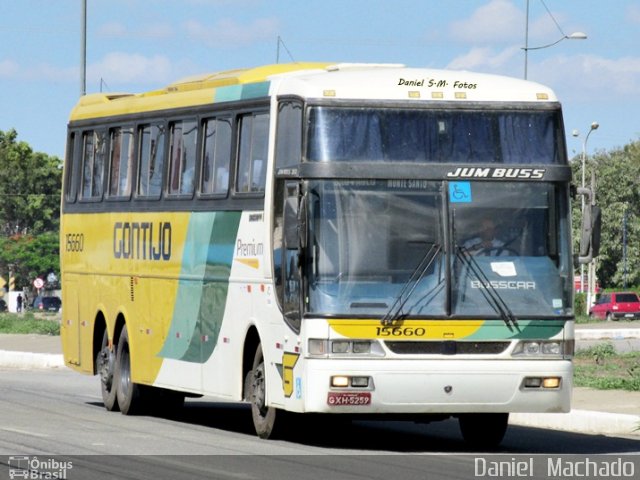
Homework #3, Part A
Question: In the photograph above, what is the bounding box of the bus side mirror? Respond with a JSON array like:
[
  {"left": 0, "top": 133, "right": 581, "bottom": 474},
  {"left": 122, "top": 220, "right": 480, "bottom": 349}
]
[
  {"left": 284, "top": 197, "right": 299, "bottom": 249},
  {"left": 284, "top": 193, "right": 307, "bottom": 250},
  {"left": 577, "top": 187, "right": 601, "bottom": 264}
]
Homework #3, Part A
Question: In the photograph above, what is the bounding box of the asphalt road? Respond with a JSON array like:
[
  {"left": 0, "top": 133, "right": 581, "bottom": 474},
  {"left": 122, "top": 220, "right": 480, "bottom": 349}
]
[{"left": 1, "top": 369, "right": 639, "bottom": 480}]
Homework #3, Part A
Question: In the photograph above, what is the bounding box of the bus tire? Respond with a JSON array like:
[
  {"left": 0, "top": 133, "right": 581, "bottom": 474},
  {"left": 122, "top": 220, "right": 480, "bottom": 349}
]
[
  {"left": 97, "top": 330, "right": 118, "bottom": 411},
  {"left": 248, "top": 344, "right": 283, "bottom": 439},
  {"left": 115, "top": 326, "right": 147, "bottom": 415},
  {"left": 458, "top": 413, "right": 508, "bottom": 449}
]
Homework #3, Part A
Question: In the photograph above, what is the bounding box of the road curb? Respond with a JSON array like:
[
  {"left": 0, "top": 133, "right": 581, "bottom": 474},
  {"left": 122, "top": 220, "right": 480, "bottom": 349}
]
[
  {"left": 511, "top": 410, "right": 640, "bottom": 437},
  {"left": 575, "top": 328, "right": 640, "bottom": 340},
  {"left": 0, "top": 350, "right": 64, "bottom": 369}
]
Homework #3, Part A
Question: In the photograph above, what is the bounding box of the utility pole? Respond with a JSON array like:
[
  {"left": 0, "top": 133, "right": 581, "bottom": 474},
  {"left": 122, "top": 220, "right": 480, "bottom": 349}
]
[
  {"left": 623, "top": 206, "right": 628, "bottom": 289},
  {"left": 81, "top": 0, "right": 87, "bottom": 96}
]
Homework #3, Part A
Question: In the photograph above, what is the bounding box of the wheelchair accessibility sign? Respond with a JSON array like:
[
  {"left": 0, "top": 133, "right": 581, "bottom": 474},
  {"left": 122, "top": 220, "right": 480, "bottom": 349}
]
[{"left": 449, "top": 182, "right": 472, "bottom": 203}]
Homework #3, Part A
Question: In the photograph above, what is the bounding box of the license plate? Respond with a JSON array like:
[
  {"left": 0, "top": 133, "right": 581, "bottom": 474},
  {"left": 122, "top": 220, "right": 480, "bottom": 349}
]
[
  {"left": 625, "top": 314, "right": 634, "bottom": 318},
  {"left": 327, "top": 392, "right": 371, "bottom": 406}
]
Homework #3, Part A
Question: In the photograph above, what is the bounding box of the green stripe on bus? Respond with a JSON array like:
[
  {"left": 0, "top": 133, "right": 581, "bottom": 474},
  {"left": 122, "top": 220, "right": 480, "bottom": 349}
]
[
  {"left": 466, "top": 320, "right": 565, "bottom": 340},
  {"left": 159, "top": 211, "right": 241, "bottom": 362},
  {"left": 214, "top": 81, "right": 270, "bottom": 103}
]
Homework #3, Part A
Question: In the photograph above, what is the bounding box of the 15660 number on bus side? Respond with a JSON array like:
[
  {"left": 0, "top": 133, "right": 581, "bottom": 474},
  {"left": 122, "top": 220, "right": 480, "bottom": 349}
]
[{"left": 65, "top": 233, "right": 84, "bottom": 252}]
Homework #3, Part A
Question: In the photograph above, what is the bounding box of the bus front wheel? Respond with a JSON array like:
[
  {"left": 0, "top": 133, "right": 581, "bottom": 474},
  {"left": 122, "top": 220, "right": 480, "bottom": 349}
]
[
  {"left": 458, "top": 413, "right": 509, "bottom": 449},
  {"left": 248, "top": 344, "right": 283, "bottom": 439},
  {"left": 97, "top": 330, "right": 118, "bottom": 411},
  {"left": 115, "top": 326, "right": 147, "bottom": 415}
]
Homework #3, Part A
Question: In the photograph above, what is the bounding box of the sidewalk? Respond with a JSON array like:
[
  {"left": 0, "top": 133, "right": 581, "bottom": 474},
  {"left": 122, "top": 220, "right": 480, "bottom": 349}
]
[{"left": 0, "top": 327, "right": 638, "bottom": 438}]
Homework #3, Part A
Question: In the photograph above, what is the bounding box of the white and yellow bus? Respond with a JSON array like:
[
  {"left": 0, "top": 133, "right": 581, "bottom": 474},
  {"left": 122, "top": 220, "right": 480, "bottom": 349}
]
[{"left": 61, "top": 63, "right": 598, "bottom": 446}]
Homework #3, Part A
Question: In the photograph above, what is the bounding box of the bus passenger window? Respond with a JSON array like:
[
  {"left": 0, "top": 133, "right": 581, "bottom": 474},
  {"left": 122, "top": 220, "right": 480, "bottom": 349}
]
[
  {"left": 168, "top": 119, "right": 197, "bottom": 196},
  {"left": 108, "top": 127, "right": 134, "bottom": 197},
  {"left": 138, "top": 124, "right": 166, "bottom": 198},
  {"left": 236, "top": 112, "right": 269, "bottom": 193},
  {"left": 201, "top": 118, "right": 231, "bottom": 195},
  {"left": 81, "top": 130, "right": 106, "bottom": 200}
]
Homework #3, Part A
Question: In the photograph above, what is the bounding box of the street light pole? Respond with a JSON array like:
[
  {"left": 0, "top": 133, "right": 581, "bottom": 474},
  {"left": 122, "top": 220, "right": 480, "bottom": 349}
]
[
  {"left": 80, "top": 0, "right": 87, "bottom": 96},
  {"left": 522, "top": 0, "right": 587, "bottom": 79},
  {"left": 524, "top": 0, "right": 530, "bottom": 80},
  {"left": 581, "top": 122, "right": 599, "bottom": 310}
]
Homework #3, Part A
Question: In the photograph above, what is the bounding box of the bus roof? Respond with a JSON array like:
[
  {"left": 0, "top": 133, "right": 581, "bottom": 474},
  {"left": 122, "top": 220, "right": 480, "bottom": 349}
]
[{"left": 69, "top": 63, "right": 559, "bottom": 122}]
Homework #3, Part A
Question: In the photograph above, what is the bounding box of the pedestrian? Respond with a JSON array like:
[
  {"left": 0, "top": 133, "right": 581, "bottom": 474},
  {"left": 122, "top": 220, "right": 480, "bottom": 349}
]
[{"left": 16, "top": 293, "right": 23, "bottom": 313}]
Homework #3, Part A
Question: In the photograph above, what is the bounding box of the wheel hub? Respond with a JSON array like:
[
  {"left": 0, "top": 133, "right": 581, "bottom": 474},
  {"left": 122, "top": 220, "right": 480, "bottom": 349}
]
[{"left": 97, "top": 347, "right": 115, "bottom": 389}]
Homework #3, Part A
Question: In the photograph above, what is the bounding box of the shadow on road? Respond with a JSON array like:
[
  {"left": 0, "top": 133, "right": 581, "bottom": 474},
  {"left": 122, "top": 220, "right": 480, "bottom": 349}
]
[{"left": 89, "top": 398, "right": 640, "bottom": 454}]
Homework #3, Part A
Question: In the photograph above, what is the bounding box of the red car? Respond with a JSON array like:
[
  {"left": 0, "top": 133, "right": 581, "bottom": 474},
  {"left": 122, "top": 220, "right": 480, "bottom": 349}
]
[{"left": 589, "top": 292, "right": 640, "bottom": 321}]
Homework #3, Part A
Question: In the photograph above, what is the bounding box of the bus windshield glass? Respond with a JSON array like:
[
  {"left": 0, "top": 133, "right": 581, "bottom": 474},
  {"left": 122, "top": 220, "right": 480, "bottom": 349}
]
[
  {"left": 306, "top": 106, "right": 563, "bottom": 164},
  {"left": 305, "top": 180, "right": 573, "bottom": 319}
]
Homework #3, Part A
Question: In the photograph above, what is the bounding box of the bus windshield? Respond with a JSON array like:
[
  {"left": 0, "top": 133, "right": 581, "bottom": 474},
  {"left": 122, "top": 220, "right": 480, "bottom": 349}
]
[
  {"left": 305, "top": 180, "right": 573, "bottom": 319},
  {"left": 306, "top": 106, "right": 563, "bottom": 164}
]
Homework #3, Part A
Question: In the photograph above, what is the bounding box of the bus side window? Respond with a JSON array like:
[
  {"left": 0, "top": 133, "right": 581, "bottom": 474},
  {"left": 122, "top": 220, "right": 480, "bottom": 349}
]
[
  {"left": 275, "top": 101, "right": 302, "bottom": 168},
  {"left": 168, "top": 119, "right": 197, "bottom": 196},
  {"left": 81, "top": 130, "right": 106, "bottom": 200},
  {"left": 64, "top": 132, "right": 78, "bottom": 203},
  {"left": 108, "top": 126, "right": 134, "bottom": 198},
  {"left": 236, "top": 112, "right": 269, "bottom": 194},
  {"left": 201, "top": 117, "right": 231, "bottom": 196},
  {"left": 137, "top": 123, "right": 166, "bottom": 198}
]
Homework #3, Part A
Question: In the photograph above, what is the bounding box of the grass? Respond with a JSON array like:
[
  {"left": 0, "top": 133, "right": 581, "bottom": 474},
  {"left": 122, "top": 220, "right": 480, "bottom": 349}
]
[
  {"left": 575, "top": 314, "right": 592, "bottom": 324},
  {"left": 0, "top": 312, "right": 60, "bottom": 335},
  {"left": 574, "top": 343, "right": 640, "bottom": 391}
]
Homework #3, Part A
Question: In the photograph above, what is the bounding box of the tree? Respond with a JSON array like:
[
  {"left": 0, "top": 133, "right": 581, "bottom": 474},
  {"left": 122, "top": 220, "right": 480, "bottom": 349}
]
[
  {"left": 0, "top": 129, "right": 62, "bottom": 289},
  {"left": 0, "top": 233, "right": 59, "bottom": 291},
  {"left": 0, "top": 129, "right": 62, "bottom": 236},
  {"left": 573, "top": 141, "right": 640, "bottom": 289}
]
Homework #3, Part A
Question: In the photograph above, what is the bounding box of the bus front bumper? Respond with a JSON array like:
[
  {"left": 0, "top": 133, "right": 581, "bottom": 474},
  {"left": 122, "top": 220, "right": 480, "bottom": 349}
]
[{"left": 302, "top": 358, "right": 572, "bottom": 415}]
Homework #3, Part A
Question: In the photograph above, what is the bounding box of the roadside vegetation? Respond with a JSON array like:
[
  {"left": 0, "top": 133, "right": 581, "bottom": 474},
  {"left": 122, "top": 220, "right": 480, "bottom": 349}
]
[
  {"left": 0, "top": 312, "right": 60, "bottom": 335},
  {"left": 574, "top": 343, "right": 640, "bottom": 391}
]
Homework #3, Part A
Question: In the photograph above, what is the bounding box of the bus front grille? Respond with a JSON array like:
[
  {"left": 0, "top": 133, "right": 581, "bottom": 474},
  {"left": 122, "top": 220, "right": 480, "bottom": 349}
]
[{"left": 384, "top": 341, "right": 511, "bottom": 355}]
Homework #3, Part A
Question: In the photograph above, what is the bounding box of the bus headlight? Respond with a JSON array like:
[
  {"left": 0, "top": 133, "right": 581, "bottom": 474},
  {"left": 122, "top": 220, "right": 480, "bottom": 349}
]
[
  {"left": 512, "top": 340, "right": 571, "bottom": 358},
  {"left": 332, "top": 341, "right": 350, "bottom": 354},
  {"left": 308, "top": 339, "right": 385, "bottom": 357}
]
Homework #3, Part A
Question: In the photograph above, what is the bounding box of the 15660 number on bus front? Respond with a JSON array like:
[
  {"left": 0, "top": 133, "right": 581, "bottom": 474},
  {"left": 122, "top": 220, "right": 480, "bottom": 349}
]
[
  {"left": 375, "top": 326, "right": 426, "bottom": 337},
  {"left": 65, "top": 233, "right": 84, "bottom": 252}
]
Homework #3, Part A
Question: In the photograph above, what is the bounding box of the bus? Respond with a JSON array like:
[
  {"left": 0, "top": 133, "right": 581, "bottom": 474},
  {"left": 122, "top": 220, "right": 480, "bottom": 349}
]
[{"left": 60, "top": 62, "right": 599, "bottom": 447}]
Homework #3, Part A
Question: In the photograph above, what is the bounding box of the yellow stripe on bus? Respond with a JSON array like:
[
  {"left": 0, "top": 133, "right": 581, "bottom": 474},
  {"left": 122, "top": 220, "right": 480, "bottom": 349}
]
[{"left": 328, "top": 319, "right": 485, "bottom": 340}]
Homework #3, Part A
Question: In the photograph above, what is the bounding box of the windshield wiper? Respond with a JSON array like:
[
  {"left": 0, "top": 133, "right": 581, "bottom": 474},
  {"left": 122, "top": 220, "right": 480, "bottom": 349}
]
[
  {"left": 456, "top": 246, "right": 519, "bottom": 331},
  {"left": 381, "top": 244, "right": 441, "bottom": 326}
]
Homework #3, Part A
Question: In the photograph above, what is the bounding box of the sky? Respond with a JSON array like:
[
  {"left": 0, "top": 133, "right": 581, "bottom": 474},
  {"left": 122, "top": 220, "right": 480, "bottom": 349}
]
[{"left": 1, "top": 0, "right": 639, "bottom": 160}]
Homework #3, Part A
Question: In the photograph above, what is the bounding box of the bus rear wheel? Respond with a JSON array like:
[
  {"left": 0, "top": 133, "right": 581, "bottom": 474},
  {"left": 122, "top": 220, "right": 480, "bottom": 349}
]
[
  {"left": 458, "top": 413, "right": 509, "bottom": 449},
  {"left": 97, "top": 330, "right": 118, "bottom": 411},
  {"left": 115, "top": 326, "right": 147, "bottom": 415},
  {"left": 247, "top": 344, "right": 283, "bottom": 439}
]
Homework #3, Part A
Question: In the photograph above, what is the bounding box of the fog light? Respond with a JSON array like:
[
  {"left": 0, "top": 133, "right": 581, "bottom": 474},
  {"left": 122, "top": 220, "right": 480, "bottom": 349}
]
[
  {"left": 524, "top": 377, "right": 542, "bottom": 388},
  {"left": 351, "top": 376, "right": 369, "bottom": 388},
  {"left": 542, "top": 377, "right": 561, "bottom": 389},
  {"left": 331, "top": 376, "right": 349, "bottom": 388}
]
